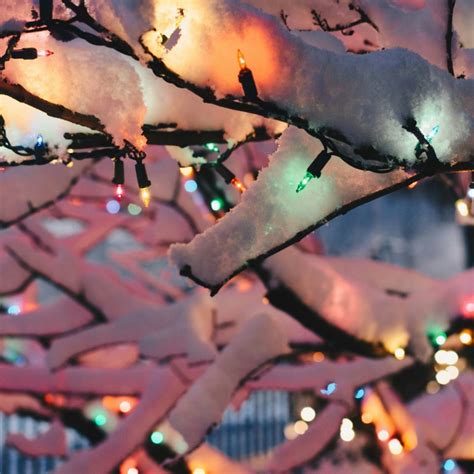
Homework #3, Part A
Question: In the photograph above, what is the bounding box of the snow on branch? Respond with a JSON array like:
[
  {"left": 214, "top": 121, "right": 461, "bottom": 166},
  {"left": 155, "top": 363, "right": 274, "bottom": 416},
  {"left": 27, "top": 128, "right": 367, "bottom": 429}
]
[
  {"left": 6, "top": 419, "right": 68, "bottom": 457},
  {"left": 169, "top": 313, "right": 290, "bottom": 450},
  {"left": 170, "top": 128, "right": 473, "bottom": 295}
]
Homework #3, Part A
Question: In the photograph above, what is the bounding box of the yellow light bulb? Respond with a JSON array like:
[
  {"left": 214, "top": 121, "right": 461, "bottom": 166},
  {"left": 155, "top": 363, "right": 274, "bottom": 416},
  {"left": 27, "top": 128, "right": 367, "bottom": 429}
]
[
  {"left": 388, "top": 438, "right": 403, "bottom": 455},
  {"left": 456, "top": 199, "right": 469, "bottom": 217},
  {"left": 300, "top": 406, "right": 316, "bottom": 422},
  {"left": 294, "top": 420, "right": 308, "bottom": 435},
  {"left": 361, "top": 412, "right": 373, "bottom": 424},
  {"left": 180, "top": 166, "right": 194, "bottom": 177},
  {"left": 394, "top": 347, "right": 405, "bottom": 360},
  {"left": 237, "top": 49, "right": 247, "bottom": 70},
  {"left": 460, "top": 330, "right": 472, "bottom": 345},
  {"left": 435, "top": 369, "right": 450, "bottom": 385},
  {"left": 140, "top": 188, "right": 151, "bottom": 208}
]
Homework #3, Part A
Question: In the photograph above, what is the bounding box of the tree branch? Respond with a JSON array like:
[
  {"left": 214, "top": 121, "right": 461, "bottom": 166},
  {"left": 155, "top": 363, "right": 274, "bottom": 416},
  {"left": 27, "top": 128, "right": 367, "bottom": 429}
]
[{"left": 446, "top": 0, "right": 457, "bottom": 76}]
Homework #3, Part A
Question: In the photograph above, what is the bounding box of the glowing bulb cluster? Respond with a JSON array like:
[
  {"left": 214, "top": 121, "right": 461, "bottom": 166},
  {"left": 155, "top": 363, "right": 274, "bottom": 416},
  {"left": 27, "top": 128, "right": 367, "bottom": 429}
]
[
  {"left": 434, "top": 350, "right": 458, "bottom": 365},
  {"left": 436, "top": 366, "right": 459, "bottom": 385},
  {"left": 340, "top": 418, "right": 355, "bottom": 442}
]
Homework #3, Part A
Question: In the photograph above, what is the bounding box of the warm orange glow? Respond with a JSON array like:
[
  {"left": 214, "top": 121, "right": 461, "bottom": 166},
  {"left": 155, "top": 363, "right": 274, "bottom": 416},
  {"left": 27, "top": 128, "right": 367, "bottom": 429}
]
[
  {"left": 44, "top": 393, "right": 65, "bottom": 407},
  {"left": 231, "top": 177, "right": 246, "bottom": 193},
  {"left": 237, "top": 49, "right": 247, "bottom": 70},
  {"left": 402, "top": 431, "right": 418, "bottom": 451},
  {"left": 408, "top": 181, "right": 418, "bottom": 189},
  {"left": 312, "top": 351, "right": 325, "bottom": 362},
  {"left": 23, "top": 302, "right": 38, "bottom": 312},
  {"left": 361, "top": 412, "right": 373, "bottom": 424},
  {"left": 166, "top": 22, "right": 278, "bottom": 97},
  {"left": 140, "top": 188, "right": 151, "bottom": 208},
  {"left": 236, "top": 278, "right": 252, "bottom": 292},
  {"left": 120, "top": 458, "right": 138, "bottom": 474},
  {"left": 180, "top": 166, "right": 194, "bottom": 177},
  {"left": 460, "top": 330, "right": 472, "bottom": 345},
  {"left": 103, "top": 396, "right": 137, "bottom": 413}
]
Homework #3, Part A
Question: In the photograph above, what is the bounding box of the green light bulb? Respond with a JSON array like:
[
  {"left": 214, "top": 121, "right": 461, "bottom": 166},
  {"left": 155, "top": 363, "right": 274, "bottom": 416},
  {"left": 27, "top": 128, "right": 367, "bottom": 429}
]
[
  {"left": 296, "top": 171, "right": 314, "bottom": 193},
  {"left": 150, "top": 431, "right": 164, "bottom": 444},
  {"left": 94, "top": 413, "right": 107, "bottom": 426},
  {"left": 210, "top": 198, "right": 223, "bottom": 211},
  {"left": 426, "top": 125, "right": 440, "bottom": 143},
  {"left": 427, "top": 326, "right": 447, "bottom": 347},
  {"left": 415, "top": 124, "right": 440, "bottom": 153},
  {"left": 205, "top": 143, "right": 220, "bottom": 153}
]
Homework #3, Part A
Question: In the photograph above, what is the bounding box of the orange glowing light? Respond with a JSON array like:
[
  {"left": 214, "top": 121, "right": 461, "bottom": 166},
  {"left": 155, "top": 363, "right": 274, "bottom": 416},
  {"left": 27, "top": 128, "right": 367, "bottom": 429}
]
[
  {"left": 361, "top": 412, "right": 373, "bottom": 424},
  {"left": 231, "top": 178, "right": 246, "bottom": 193},
  {"left": 408, "top": 181, "right": 418, "bottom": 189},
  {"left": 44, "top": 393, "right": 65, "bottom": 407},
  {"left": 180, "top": 167, "right": 194, "bottom": 177},
  {"left": 140, "top": 187, "right": 151, "bottom": 208},
  {"left": 120, "top": 458, "right": 138, "bottom": 474},
  {"left": 312, "top": 352, "right": 325, "bottom": 363},
  {"left": 237, "top": 49, "right": 247, "bottom": 70},
  {"left": 103, "top": 396, "right": 137, "bottom": 413}
]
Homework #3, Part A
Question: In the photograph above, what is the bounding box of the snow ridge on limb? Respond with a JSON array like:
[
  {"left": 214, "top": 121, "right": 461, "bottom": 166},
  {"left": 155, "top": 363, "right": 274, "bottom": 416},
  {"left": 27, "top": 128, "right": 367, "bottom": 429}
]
[
  {"left": 6, "top": 419, "right": 67, "bottom": 457},
  {"left": 169, "top": 313, "right": 290, "bottom": 450},
  {"left": 0, "top": 161, "right": 92, "bottom": 229},
  {"left": 54, "top": 370, "right": 187, "bottom": 474}
]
